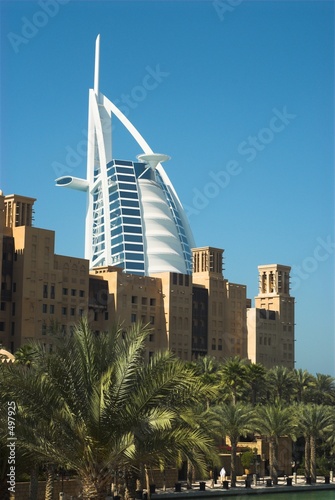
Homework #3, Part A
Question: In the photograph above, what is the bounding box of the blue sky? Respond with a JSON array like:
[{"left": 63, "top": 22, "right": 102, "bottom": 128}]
[{"left": 1, "top": 0, "right": 334, "bottom": 375}]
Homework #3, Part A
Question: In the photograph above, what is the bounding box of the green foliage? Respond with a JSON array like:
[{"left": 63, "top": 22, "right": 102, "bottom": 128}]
[
  {"left": 240, "top": 449, "right": 254, "bottom": 469},
  {"left": 0, "top": 320, "right": 217, "bottom": 500}
]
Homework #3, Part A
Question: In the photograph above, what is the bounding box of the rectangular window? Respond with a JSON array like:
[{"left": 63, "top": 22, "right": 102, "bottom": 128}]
[
  {"left": 178, "top": 274, "right": 183, "bottom": 286},
  {"left": 42, "top": 304, "right": 47, "bottom": 313},
  {"left": 43, "top": 283, "right": 48, "bottom": 298},
  {"left": 71, "top": 289, "right": 76, "bottom": 296},
  {"left": 172, "top": 273, "right": 177, "bottom": 285},
  {"left": 0, "top": 302, "right": 5, "bottom": 311},
  {"left": 105, "top": 312, "right": 109, "bottom": 320},
  {"left": 150, "top": 316, "right": 155, "bottom": 325},
  {"left": 131, "top": 313, "right": 136, "bottom": 323},
  {"left": 125, "top": 253, "right": 144, "bottom": 261},
  {"left": 79, "top": 290, "right": 85, "bottom": 298},
  {"left": 142, "top": 297, "right": 147, "bottom": 305},
  {"left": 131, "top": 296, "right": 138, "bottom": 304},
  {"left": 63, "top": 288, "right": 68, "bottom": 295},
  {"left": 124, "top": 225, "right": 142, "bottom": 234},
  {"left": 50, "top": 284, "right": 55, "bottom": 299},
  {"left": 11, "top": 322, "right": 15, "bottom": 336},
  {"left": 62, "top": 307, "right": 67, "bottom": 315},
  {"left": 0, "top": 322, "right": 4, "bottom": 331},
  {"left": 12, "top": 303, "right": 15, "bottom": 315},
  {"left": 185, "top": 275, "right": 190, "bottom": 287},
  {"left": 50, "top": 305, "right": 55, "bottom": 314},
  {"left": 149, "top": 334, "right": 154, "bottom": 342},
  {"left": 70, "top": 308, "right": 75, "bottom": 316},
  {"left": 150, "top": 298, "right": 156, "bottom": 306},
  {"left": 13, "top": 283, "right": 16, "bottom": 292},
  {"left": 120, "top": 191, "right": 138, "bottom": 199}
]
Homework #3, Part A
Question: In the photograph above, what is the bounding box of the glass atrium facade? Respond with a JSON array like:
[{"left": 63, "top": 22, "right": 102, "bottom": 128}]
[{"left": 90, "top": 159, "right": 193, "bottom": 275}]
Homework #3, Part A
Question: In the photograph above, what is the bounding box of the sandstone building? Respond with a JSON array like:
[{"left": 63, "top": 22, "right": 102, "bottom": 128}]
[{"left": 0, "top": 191, "right": 295, "bottom": 367}]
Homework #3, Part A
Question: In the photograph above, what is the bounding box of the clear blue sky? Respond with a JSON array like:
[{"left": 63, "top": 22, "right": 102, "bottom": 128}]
[{"left": 1, "top": 0, "right": 334, "bottom": 375}]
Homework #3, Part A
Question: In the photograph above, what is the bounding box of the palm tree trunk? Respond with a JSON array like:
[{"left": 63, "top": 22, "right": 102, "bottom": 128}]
[
  {"left": 81, "top": 475, "right": 108, "bottom": 500},
  {"left": 29, "top": 463, "right": 39, "bottom": 500},
  {"left": 230, "top": 441, "right": 237, "bottom": 487},
  {"left": 269, "top": 440, "right": 278, "bottom": 485},
  {"left": 144, "top": 465, "right": 150, "bottom": 500},
  {"left": 45, "top": 464, "right": 55, "bottom": 500},
  {"left": 186, "top": 458, "right": 193, "bottom": 489},
  {"left": 305, "top": 436, "right": 311, "bottom": 480},
  {"left": 124, "top": 467, "right": 137, "bottom": 500},
  {"left": 310, "top": 435, "right": 316, "bottom": 483}
]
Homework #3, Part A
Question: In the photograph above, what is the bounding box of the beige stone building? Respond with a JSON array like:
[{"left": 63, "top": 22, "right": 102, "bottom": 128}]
[
  {"left": 0, "top": 192, "right": 295, "bottom": 369},
  {"left": 192, "top": 247, "right": 248, "bottom": 361},
  {"left": 0, "top": 193, "right": 89, "bottom": 353},
  {"left": 247, "top": 264, "right": 295, "bottom": 369}
]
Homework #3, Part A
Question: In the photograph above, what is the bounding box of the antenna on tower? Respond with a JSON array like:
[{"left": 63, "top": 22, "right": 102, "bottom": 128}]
[{"left": 94, "top": 34, "right": 100, "bottom": 98}]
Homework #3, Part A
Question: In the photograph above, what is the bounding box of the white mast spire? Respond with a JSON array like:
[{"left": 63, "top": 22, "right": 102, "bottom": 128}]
[{"left": 94, "top": 34, "right": 100, "bottom": 98}]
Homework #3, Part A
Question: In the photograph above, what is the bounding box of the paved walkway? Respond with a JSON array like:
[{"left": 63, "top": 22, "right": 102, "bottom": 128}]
[{"left": 151, "top": 476, "right": 335, "bottom": 497}]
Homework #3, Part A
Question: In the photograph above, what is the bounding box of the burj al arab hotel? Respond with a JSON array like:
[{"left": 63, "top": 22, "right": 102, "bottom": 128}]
[{"left": 56, "top": 35, "right": 195, "bottom": 276}]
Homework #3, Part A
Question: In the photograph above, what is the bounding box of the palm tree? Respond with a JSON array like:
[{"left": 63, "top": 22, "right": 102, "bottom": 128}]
[
  {"left": 307, "top": 374, "right": 335, "bottom": 405},
  {"left": 220, "top": 357, "right": 248, "bottom": 405},
  {"left": 211, "top": 402, "right": 257, "bottom": 487},
  {"left": 192, "top": 355, "right": 222, "bottom": 408},
  {"left": 292, "top": 369, "right": 314, "bottom": 403},
  {"left": 255, "top": 404, "right": 297, "bottom": 485},
  {"left": 297, "top": 404, "right": 333, "bottom": 483},
  {"left": 266, "top": 366, "right": 295, "bottom": 404},
  {"left": 14, "top": 344, "right": 38, "bottom": 367},
  {"left": 0, "top": 320, "right": 217, "bottom": 500},
  {"left": 244, "top": 363, "right": 267, "bottom": 405}
]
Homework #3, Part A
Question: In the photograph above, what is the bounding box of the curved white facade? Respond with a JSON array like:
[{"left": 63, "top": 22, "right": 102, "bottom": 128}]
[{"left": 55, "top": 35, "right": 195, "bottom": 275}]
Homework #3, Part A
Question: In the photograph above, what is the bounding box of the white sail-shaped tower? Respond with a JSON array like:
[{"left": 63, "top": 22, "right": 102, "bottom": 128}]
[{"left": 56, "top": 35, "right": 195, "bottom": 275}]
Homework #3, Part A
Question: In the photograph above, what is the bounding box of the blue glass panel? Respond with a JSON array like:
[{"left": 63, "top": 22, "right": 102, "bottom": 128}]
[
  {"left": 115, "top": 160, "right": 133, "bottom": 166},
  {"left": 111, "top": 225, "right": 122, "bottom": 236},
  {"left": 114, "top": 166, "right": 133, "bottom": 174},
  {"left": 120, "top": 199, "right": 139, "bottom": 208},
  {"left": 112, "top": 244, "right": 124, "bottom": 254},
  {"left": 110, "top": 200, "right": 120, "bottom": 211},
  {"left": 118, "top": 183, "right": 137, "bottom": 191},
  {"left": 109, "top": 192, "right": 119, "bottom": 202},
  {"left": 122, "top": 208, "right": 140, "bottom": 216},
  {"left": 134, "top": 162, "right": 146, "bottom": 177},
  {"left": 139, "top": 168, "right": 154, "bottom": 180},
  {"left": 120, "top": 191, "right": 138, "bottom": 199},
  {"left": 122, "top": 217, "right": 141, "bottom": 225},
  {"left": 111, "top": 235, "right": 123, "bottom": 246},
  {"left": 117, "top": 174, "right": 136, "bottom": 182},
  {"left": 126, "top": 262, "right": 145, "bottom": 270},
  {"left": 125, "top": 252, "right": 144, "bottom": 261},
  {"left": 125, "top": 244, "right": 144, "bottom": 251},
  {"left": 124, "top": 225, "right": 142, "bottom": 233},
  {"left": 124, "top": 234, "right": 143, "bottom": 242}
]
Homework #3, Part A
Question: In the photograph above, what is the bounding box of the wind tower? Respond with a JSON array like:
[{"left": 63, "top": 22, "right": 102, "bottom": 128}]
[{"left": 55, "top": 35, "right": 195, "bottom": 275}]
